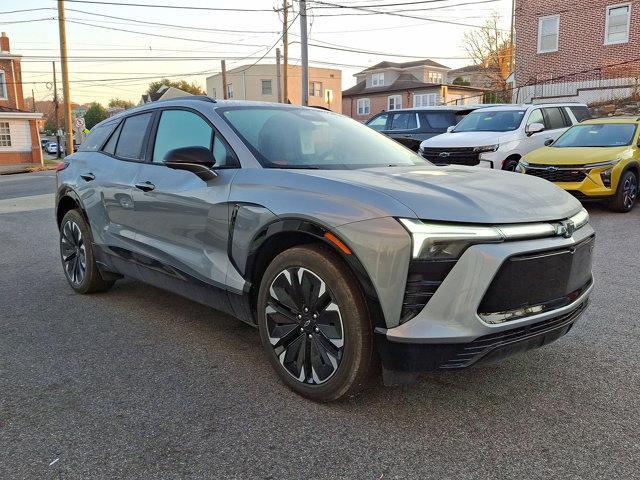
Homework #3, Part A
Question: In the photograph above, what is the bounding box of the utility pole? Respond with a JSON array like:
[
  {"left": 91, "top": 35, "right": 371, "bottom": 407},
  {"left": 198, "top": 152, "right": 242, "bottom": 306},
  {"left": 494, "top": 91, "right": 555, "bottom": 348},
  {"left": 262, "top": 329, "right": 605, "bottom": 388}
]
[
  {"left": 275, "top": 48, "right": 282, "bottom": 103},
  {"left": 58, "top": 0, "right": 73, "bottom": 156},
  {"left": 53, "top": 61, "right": 61, "bottom": 159},
  {"left": 221, "top": 59, "right": 228, "bottom": 99},
  {"left": 31, "top": 89, "right": 36, "bottom": 112},
  {"left": 509, "top": 0, "right": 515, "bottom": 74},
  {"left": 299, "top": 0, "right": 309, "bottom": 106},
  {"left": 282, "top": 0, "right": 289, "bottom": 103}
]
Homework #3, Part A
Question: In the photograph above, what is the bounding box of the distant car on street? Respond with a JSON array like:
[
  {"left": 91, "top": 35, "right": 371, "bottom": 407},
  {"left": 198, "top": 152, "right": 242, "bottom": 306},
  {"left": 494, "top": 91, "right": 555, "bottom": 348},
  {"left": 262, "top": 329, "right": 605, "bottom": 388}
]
[
  {"left": 41, "top": 138, "right": 51, "bottom": 149},
  {"left": 45, "top": 142, "right": 59, "bottom": 154},
  {"left": 419, "top": 103, "right": 591, "bottom": 171},
  {"left": 365, "top": 106, "right": 486, "bottom": 152}
]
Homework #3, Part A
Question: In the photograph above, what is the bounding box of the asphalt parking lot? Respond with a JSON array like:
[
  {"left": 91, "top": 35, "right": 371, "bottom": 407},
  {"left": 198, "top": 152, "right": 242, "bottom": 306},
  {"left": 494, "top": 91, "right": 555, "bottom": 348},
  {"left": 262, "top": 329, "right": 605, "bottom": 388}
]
[{"left": 1, "top": 171, "right": 639, "bottom": 479}]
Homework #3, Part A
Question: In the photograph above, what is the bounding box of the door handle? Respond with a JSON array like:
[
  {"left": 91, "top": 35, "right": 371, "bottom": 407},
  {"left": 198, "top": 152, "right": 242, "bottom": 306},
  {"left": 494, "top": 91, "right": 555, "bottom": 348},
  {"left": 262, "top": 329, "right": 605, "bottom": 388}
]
[
  {"left": 80, "top": 173, "right": 95, "bottom": 181},
  {"left": 134, "top": 181, "right": 155, "bottom": 192}
]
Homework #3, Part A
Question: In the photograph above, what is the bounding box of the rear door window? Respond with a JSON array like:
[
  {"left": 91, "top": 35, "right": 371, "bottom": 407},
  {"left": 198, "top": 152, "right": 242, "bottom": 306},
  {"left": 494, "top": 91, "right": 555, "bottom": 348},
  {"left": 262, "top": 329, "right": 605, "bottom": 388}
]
[
  {"left": 568, "top": 105, "right": 591, "bottom": 123},
  {"left": 388, "top": 112, "right": 418, "bottom": 131},
  {"left": 102, "top": 122, "right": 122, "bottom": 155},
  {"left": 543, "top": 107, "right": 569, "bottom": 130},
  {"left": 114, "top": 112, "right": 153, "bottom": 160}
]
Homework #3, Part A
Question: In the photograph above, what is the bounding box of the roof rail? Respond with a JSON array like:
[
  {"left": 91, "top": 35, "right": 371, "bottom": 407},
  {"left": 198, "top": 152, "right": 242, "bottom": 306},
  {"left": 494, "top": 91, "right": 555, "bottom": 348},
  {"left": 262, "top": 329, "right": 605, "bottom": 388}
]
[{"left": 155, "top": 95, "right": 216, "bottom": 104}]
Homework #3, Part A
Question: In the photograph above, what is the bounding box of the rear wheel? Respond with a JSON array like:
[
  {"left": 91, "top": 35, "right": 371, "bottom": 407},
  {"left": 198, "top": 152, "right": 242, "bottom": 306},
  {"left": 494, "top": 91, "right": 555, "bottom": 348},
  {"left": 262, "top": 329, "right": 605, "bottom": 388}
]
[
  {"left": 257, "top": 244, "right": 376, "bottom": 401},
  {"left": 59, "top": 209, "right": 115, "bottom": 293},
  {"left": 609, "top": 170, "right": 638, "bottom": 213}
]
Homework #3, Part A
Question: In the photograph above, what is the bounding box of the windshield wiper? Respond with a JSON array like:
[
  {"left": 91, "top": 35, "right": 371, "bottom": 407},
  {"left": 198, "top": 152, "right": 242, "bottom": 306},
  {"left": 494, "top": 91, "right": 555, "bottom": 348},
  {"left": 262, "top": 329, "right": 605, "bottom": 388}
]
[{"left": 267, "top": 164, "right": 321, "bottom": 169}]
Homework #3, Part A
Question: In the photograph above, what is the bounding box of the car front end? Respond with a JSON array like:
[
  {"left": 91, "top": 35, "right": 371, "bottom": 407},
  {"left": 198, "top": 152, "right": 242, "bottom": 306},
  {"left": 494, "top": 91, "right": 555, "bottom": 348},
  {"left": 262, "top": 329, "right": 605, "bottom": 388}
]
[{"left": 369, "top": 208, "right": 593, "bottom": 381}]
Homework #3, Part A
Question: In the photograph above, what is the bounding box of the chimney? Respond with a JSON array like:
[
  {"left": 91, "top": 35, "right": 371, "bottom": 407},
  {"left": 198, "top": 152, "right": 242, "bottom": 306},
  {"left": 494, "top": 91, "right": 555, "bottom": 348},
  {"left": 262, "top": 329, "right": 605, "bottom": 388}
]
[{"left": 0, "top": 32, "right": 9, "bottom": 53}]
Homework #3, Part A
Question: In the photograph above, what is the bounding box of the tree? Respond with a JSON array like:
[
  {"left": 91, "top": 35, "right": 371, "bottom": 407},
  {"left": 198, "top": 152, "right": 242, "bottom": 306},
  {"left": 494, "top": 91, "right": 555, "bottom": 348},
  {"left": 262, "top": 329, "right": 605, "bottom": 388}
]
[
  {"left": 146, "top": 79, "right": 205, "bottom": 96},
  {"left": 108, "top": 98, "right": 135, "bottom": 109},
  {"left": 43, "top": 118, "right": 57, "bottom": 136},
  {"left": 462, "top": 13, "right": 513, "bottom": 101},
  {"left": 84, "top": 102, "right": 108, "bottom": 130}
]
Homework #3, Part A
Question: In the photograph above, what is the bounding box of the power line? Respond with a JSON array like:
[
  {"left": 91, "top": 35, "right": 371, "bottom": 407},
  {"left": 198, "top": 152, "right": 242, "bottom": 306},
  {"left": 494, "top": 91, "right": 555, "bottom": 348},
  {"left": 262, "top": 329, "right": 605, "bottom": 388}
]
[{"left": 62, "top": 0, "right": 280, "bottom": 12}]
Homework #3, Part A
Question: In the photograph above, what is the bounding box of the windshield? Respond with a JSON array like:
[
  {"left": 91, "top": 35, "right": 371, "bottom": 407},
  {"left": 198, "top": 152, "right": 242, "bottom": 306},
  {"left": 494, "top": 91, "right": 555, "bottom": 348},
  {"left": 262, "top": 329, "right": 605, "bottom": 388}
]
[
  {"left": 553, "top": 123, "right": 637, "bottom": 148},
  {"left": 220, "top": 106, "right": 427, "bottom": 169},
  {"left": 454, "top": 110, "right": 526, "bottom": 132}
]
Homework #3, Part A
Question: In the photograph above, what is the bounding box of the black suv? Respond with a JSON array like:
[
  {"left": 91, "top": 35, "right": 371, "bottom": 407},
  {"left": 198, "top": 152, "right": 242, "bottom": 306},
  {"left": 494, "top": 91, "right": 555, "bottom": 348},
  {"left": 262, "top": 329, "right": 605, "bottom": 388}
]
[{"left": 365, "top": 106, "right": 482, "bottom": 152}]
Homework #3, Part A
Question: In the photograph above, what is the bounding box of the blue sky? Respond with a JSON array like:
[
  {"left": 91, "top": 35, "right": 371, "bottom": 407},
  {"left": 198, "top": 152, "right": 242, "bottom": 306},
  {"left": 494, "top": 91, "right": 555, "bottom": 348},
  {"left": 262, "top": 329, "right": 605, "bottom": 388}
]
[{"left": 2, "top": 0, "right": 511, "bottom": 105}]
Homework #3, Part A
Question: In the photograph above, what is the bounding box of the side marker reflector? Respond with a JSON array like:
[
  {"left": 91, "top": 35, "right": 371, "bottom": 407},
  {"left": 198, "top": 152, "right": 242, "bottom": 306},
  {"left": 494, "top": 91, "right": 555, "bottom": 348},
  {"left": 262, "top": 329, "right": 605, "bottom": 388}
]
[{"left": 324, "top": 232, "right": 352, "bottom": 255}]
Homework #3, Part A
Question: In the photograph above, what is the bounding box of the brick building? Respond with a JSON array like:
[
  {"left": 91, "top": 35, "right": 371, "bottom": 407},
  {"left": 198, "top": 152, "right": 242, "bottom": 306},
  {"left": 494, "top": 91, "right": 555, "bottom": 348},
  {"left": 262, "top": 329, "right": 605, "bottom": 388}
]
[
  {"left": 0, "top": 32, "right": 43, "bottom": 173},
  {"left": 514, "top": 1, "right": 640, "bottom": 104},
  {"left": 341, "top": 60, "right": 485, "bottom": 122}
]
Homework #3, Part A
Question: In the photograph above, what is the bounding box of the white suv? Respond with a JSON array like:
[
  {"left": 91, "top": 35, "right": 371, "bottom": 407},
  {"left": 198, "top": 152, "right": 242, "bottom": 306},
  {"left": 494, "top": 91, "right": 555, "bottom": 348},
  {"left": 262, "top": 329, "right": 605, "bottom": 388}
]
[{"left": 418, "top": 103, "right": 591, "bottom": 171}]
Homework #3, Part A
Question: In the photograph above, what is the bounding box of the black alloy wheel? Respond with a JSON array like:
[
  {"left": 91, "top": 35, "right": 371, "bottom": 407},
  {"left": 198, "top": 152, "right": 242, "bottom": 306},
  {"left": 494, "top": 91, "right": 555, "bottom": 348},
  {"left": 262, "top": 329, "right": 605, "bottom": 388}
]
[
  {"left": 60, "top": 219, "right": 87, "bottom": 286},
  {"left": 610, "top": 170, "right": 638, "bottom": 212},
  {"left": 265, "top": 266, "right": 344, "bottom": 385}
]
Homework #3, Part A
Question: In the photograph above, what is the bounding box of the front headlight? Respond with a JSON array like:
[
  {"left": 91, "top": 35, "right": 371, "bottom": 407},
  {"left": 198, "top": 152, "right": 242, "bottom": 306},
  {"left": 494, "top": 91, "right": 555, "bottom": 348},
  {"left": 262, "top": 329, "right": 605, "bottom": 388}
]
[
  {"left": 399, "top": 210, "right": 589, "bottom": 259},
  {"left": 473, "top": 145, "right": 499, "bottom": 153}
]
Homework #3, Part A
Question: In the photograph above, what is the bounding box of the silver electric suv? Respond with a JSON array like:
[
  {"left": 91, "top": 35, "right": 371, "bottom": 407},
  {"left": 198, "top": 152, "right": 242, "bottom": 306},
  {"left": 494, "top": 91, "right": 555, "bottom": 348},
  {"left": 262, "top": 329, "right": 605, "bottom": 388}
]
[{"left": 55, "top": 97, "right": 594, "bottom": 401}]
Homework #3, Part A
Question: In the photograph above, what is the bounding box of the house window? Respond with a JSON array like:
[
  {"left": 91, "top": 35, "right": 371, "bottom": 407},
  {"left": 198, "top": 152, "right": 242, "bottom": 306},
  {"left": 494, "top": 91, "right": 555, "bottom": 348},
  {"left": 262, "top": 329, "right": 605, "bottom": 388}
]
[
  {"left": 0, "top": 70, "right": 7, "bottom": 100},
  {"left": 356, "top": 98, "right": 370, "bottom": 116},
  {"left": 605, "top": 4, "right": 631, "bottom": 45},
  {"left": 538, "top": 15, "right": 560, "bottom": 53},
  {"left": 388, "top": 95, "right": 402, "bottom": 111},
  {"left": 413, "top": 93, "right": 437, "bottom": 107},
  {"left": 371, "top": 73, "right": 384, "bottom": 87},
  {"left": 0, "top": 122, "right": 11, "bottom": 147},
  {"left": 261, "top": 79, "right": 272, "bottom": 95},
  {"left": 226, "top": 83, "right": 234, "bottom": 99},
  {"left": 428, "top": 72, "right": 443, "bottom": 84},
  {"left": 310, "top": 81, "right": 322, "bottom": 97}
]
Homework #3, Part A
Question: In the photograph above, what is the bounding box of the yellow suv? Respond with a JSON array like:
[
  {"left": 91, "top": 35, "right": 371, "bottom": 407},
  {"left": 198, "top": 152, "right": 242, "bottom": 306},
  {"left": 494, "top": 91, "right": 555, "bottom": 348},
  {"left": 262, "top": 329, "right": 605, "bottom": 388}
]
[{"left": 517, "top": 117, "right": 639, "bottom": 212}]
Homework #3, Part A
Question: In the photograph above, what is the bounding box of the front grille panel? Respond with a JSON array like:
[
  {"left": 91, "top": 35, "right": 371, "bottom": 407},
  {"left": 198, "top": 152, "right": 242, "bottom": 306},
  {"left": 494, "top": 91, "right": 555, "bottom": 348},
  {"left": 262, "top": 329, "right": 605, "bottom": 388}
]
[
  {"left": 400, "top": 259, "right": 457, "bottom": 324},
  {"left": 525, "top": 165, "right": 587, "bottom": 183},
  {"left": 421, "top": 147, "right": 480, "bottom": 166}
]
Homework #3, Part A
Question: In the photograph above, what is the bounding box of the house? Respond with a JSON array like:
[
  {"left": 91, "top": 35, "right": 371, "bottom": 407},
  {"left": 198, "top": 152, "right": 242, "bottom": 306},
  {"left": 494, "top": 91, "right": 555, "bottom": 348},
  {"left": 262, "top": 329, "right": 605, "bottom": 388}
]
[
  {"left": 341, "top": 60, "right": 486, "bottom": 121},
  {"left": 206, "top": 64, "right": 342, "bottom": 113},
  {"left": 514, "top": 0, "right": 640, "bottom": 104},
  {"left": 0, "top": 32, "right": 43, "bottom": 173},
  {"left": 447, "top": 65, "right": 495, "bottom": 89},
  {"left": 139, "top": 85, "right": 192, "bottom": 105}
]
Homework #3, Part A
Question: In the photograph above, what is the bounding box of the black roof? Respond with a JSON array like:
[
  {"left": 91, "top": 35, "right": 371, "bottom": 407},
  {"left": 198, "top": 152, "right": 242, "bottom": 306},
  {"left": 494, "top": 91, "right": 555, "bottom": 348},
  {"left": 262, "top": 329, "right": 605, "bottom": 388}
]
[
  {"left": 357, "top": 59, "right": 450, "bottom": 74},
  {"left": 342, "top": 73, "right": 486, "bottom": 97}
]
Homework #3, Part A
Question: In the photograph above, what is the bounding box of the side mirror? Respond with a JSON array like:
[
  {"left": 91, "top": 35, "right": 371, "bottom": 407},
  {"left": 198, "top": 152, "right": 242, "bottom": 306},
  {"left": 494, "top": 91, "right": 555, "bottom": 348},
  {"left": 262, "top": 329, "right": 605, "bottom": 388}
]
[
  {"left": 544, "top": 138, "right": 554, "bottom": 146},
  {"left": 526, "top": 123, "right": 545, "bottom": 136},
  {"left": 163, "top": 146, "right": 217, "bottom": 181},
  {"left": 446, "top": 126, "right": 455, "bottom": 133}
]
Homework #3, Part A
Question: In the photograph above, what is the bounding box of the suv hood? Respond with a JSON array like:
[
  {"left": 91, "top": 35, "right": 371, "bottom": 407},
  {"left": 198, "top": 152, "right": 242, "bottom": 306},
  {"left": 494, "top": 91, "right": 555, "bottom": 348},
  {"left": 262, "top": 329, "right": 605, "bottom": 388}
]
[
  {"left": 420, "top": 131, "right": 516, "bottom": 148},
  {"left": 297, "top": 165, "right": 581, "bottom": 224},
  {"left": 525, "top": 146, "right": 632, "bottom": 165}
]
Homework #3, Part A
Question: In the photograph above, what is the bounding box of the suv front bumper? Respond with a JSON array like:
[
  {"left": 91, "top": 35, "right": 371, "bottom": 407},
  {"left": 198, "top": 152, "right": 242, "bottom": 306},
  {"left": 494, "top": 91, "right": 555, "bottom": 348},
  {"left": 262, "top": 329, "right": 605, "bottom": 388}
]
[{"left": 375, "top": 224, "right": 594, "bottom": 375}]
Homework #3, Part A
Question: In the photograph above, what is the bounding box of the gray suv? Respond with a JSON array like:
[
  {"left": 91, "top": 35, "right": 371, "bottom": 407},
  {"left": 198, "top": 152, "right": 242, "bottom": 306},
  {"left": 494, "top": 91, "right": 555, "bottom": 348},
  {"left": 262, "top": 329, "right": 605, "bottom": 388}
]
[{"left": 55, "top": 97, "right": 594, "bottom": 401}]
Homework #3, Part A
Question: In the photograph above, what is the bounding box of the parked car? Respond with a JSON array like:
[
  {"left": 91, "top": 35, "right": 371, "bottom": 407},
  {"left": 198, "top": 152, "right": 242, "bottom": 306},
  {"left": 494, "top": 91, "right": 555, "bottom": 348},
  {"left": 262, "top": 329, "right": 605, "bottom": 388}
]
[
  {"left": 45, "top": 142, "right": 59, "bottom": 154},
  {"left": 419, "top": 103, "right": 591, "bottom": 171},
  {"left": 55, "top": 97, "right": 594, "bottom": 401},
  {"left": 365, "top": 106, "right": 485, "bottom": 152},
  {"left": 41, "top": 138, "right": 51, "bottom": 149},
  {"left": 517, "top": 117, "right": 639, "bottom": 212}
]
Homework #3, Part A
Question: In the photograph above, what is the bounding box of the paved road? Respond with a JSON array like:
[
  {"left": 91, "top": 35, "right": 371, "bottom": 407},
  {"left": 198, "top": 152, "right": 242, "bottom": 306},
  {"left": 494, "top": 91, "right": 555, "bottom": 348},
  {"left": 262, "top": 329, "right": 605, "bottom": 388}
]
[{"left": 1, "top": 172, "right": 638, "bottom": 479}]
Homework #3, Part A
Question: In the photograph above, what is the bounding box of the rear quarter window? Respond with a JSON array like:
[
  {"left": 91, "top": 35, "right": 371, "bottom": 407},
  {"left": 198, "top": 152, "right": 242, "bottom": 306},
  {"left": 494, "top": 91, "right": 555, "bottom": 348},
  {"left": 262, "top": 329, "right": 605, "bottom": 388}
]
[
  {"left": 78, "top": 122, "right": 118, "bottom": 152},
  {"left": 114, "top": 113, "right": 153, "bottom": 160}
]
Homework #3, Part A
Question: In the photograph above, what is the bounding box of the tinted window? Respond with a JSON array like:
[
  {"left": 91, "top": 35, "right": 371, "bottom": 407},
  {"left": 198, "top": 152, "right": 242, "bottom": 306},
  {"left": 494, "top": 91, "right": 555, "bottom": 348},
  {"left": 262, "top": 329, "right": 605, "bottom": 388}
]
[
  {"left": 153, "top": 110, "right": 213, "bottom": 163},
  {"left": 454, "top": 110, "right": 526, "bottom": 132},
  {"left": 568, "top": 106, "right": 591, "bottom": 122},
  {"left": 212, "top": 136, "right": 238, "bottom": 167},
  {"left": 79, "top": 122, "right": 118, "bottom": 152},
  {"left": 553, "top": 123, "right": 637, "bottom": 147},
  {"left": 221, "top": 107, "right": 426, "bottom": 169},
  {"left": 102, "top": 122, "right": 122, "bottom": 155},
  {"left": 527, "top": 109, "right": 545, "bottom": 127},
  {"left": 422, "top": 112, "right": 455, "bottom": 130},
  {"left": 543, "top": 107, "right": 568, "bottom": 130},
  {"left": 115, "top": 113, "right": 153, "bottom": 160},
  {"left": 366, "top": 113, "right": 388, "bottom": 131},
  {"left": 388, "top": 113, "right": 418, "bottom": 131}
]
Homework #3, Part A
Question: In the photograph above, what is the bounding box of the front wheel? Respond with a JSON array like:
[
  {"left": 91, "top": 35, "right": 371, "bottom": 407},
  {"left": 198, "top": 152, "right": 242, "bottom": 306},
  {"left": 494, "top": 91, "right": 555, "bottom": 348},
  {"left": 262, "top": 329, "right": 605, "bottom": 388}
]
[
  {"left": 257, "top": 245, "right": 376, "bottom": 401},
  {"left": 502, "top": 158, "right": 519, "bottom": 171},
  {"left": 609, "top": 170, "right": 638, "bottom": 213}
]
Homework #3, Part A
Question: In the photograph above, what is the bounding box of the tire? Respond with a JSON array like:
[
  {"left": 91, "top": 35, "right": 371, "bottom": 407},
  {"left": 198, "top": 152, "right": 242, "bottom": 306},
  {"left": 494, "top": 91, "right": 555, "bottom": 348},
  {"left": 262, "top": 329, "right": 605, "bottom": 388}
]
[
  {"left": 502, "top": 158, "right": 519, "bottom": 171},
  {"left": 257, "top": 244, "right": 376, "bottom": 402},
  {"left": 59, "top": 209, "right": 115, "bottom": 293},
  {"left": 609, "top": 170, "right": 638, "bottom": 213}
]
